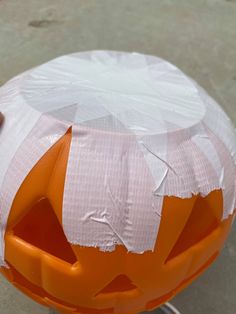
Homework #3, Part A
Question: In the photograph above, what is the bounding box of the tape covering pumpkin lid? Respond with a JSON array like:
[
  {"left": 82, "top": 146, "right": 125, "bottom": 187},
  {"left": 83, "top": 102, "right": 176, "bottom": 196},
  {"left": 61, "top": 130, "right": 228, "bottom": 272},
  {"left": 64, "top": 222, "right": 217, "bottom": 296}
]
[{"left": 0, "top": 51, "right": 235, "bottom": 265}]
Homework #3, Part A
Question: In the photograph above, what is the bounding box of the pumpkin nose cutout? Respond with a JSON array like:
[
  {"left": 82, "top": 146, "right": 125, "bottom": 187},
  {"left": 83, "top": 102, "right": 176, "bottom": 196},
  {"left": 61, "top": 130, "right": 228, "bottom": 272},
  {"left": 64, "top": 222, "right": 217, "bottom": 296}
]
[
  {"left": 13, "top": 198, "right": 77, "bottom": 264},
  {"left": 95, "top": 274, "right": 137, "bottom": 295}
]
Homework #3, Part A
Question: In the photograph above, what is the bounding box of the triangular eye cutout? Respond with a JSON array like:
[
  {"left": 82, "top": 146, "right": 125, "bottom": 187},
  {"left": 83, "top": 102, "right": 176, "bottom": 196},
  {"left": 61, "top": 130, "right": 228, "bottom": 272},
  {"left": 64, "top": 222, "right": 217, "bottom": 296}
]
[
  {"left": 95, "top": 275, "right": 137, "bottom": 296},
  {"left": 13, "top": 198, "right": 77, "bottom": 264},
  {"left": 165, "top": 194, "right": 222, "bottom": 263}
]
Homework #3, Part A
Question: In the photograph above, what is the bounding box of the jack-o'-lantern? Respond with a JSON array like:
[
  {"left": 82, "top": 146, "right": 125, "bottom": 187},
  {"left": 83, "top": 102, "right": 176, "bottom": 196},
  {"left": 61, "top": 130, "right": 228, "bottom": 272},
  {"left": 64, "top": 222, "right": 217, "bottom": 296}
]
[{"left": 0, "top": 51, "right": 235, "bottom": 314}]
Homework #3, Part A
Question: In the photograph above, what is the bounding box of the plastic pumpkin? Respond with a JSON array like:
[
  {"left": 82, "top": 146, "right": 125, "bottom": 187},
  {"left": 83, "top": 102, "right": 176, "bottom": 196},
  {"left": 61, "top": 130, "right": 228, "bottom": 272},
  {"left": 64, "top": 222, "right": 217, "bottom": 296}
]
[{"left": 0, "top": 51, "right": 235, "bottom": 314}]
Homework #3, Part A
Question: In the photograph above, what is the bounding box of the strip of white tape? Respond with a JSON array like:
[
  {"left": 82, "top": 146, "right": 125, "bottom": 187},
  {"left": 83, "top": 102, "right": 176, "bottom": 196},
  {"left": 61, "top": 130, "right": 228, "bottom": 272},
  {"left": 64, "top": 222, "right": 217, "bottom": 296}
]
[
  {"left": 63, "top": 125, "right": 162, "bottom": 253},
  {"left": 0, "top": 112, "right": 69, "bottom": 266}
]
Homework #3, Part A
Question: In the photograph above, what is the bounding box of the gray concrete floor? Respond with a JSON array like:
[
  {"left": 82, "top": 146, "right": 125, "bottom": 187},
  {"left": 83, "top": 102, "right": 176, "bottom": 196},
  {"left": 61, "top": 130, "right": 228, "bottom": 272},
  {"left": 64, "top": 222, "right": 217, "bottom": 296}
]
[{"left": 0, "top": 0, "right": 235, "bottom": 313}]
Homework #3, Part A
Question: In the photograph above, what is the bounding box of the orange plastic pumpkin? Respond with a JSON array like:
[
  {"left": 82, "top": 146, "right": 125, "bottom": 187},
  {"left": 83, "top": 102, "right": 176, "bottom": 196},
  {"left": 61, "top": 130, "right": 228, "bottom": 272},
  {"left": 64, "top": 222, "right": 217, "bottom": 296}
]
[
  {"left": 0, "top": 129, "right": 234, "bottom": 314},
  {"left": 0, "top": 51, "right": 235, "bottom": 314}
]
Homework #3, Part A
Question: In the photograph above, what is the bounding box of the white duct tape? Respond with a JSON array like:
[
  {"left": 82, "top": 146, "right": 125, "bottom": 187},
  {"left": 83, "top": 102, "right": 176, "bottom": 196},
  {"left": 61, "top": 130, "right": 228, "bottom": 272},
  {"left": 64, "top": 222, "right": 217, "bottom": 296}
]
[
  {"left": 0, "top": 51, "right": 235, "bottom": 262},
  {"left": 0, "top": 112, "right": 69, "bottom": 266},
  {"left": 63, "top": 125, "right": 162, "bottom": 253}
]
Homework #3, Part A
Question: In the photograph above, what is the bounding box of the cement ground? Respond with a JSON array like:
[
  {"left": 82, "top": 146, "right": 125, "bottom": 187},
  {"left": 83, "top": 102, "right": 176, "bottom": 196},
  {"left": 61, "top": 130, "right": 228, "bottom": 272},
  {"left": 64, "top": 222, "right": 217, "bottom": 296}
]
[{"left": 0, "top": 1, "right": 235, "bottom": 313}]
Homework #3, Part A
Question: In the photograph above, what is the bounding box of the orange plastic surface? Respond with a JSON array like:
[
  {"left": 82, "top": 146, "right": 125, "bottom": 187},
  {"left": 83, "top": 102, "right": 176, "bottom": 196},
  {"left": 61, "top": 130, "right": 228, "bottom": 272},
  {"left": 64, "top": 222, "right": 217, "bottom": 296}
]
[{"left": 0, "top": 129, "right": 235, "bottom": 314}]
